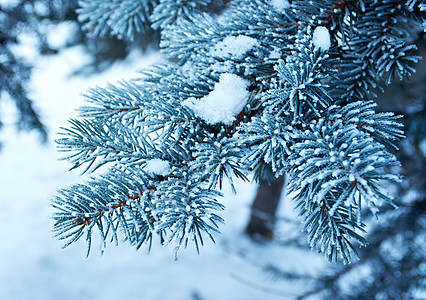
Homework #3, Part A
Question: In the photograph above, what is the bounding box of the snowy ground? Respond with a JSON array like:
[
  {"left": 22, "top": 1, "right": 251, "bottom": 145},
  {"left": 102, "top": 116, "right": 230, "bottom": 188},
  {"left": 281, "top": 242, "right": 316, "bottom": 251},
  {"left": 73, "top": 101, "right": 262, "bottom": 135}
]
[{"left": 0, "top": 46, "right": 323, "bottom": 300}]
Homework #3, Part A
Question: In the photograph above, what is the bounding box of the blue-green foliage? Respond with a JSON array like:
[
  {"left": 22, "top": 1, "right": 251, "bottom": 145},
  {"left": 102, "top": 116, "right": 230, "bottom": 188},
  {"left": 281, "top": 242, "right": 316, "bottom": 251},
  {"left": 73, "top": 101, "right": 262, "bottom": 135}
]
[
  {"left": 53, "top": 0, "right": 425, "bottom": 263},
  {"left": 78, "top": 0, "right": 155, "bottom": 41},
  {"left": 77, "top": 0, "right": 221, "bottom": 41},
  {"left": 151, "top": 0, "right": 218, "bottom": 30},
  {"left": 52, "top": 166, "right": 224, "bottom": 256}
]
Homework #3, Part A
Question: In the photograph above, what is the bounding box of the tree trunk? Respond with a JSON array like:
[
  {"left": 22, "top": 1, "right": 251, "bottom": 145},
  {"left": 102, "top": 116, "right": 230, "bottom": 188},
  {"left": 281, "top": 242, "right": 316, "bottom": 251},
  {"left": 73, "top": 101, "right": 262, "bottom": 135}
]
[{"left": 245, "top": 175, "right": 285, "bottom": 240}]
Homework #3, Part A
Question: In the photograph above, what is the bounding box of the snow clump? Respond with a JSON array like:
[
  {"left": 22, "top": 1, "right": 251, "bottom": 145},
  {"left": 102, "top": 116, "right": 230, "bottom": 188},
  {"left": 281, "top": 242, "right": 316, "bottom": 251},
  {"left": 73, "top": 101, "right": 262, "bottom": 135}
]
[
  {"left": 211, "top": 35, "right": 259, "bottom": 59},
  {"left": 313, "top": 26, "right": 331, "bottom": 51},
  {"left": 268, "top": 49, "right": 281, "bottom": 59},
  {"left": 145, "top": 159, "right": 171, "bottom": 176},
  {"left": 271, "top": 0, "right": 290, "bottom": 12},
  {"left": 183, "top": 73, "right": 250, "bottom": 125},
  {"left": 211, "top": 61, "right": 233, "bottom": 73}
]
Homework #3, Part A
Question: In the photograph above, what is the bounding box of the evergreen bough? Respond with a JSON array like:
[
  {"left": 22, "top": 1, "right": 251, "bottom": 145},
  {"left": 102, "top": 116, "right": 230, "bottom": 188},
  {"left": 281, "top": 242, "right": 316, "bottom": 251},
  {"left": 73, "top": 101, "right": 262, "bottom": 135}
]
[
  {"left": 77, "top": 0, "right": 224, "bottom": 41},
  {"left": 53, "top": 0, "right": 425, "bottom": 264}
]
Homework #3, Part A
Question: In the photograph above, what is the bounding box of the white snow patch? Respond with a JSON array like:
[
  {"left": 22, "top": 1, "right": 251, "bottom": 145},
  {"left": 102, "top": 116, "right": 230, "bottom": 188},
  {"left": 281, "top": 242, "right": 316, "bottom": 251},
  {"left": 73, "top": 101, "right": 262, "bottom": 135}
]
[
  {"left": 313, "top": 26, "right": 331, "bottom": 51},
  {"left": 271, "top": 0, "right": 290, "bottom": 12},
  {"left": 183, "top": 73, "right": 249, "bottom": 125},
  {"left": 211, "top": 61, "right": 233, "bottom": 73},
  {"left": 268, "top": 49, "right": 281, "bottom": 59},
  {"left": 211, "top": 35, "right": 259, "bottom": 59},
  {"left": 46, "top": 22, "right": 80, "bottom": 49},
  {"left": 145, "top": 159, "right": 171, "bottom": 176}
]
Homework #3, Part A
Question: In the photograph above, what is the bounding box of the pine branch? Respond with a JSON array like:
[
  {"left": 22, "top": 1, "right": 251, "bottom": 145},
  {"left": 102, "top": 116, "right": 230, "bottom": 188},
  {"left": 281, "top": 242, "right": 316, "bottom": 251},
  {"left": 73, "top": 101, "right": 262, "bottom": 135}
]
[
  {"left": 52, "top": 167, "right": 155, "bottom": 256},
  {"left": 52, "top": 166, "right": 225, "bottom": 256},
  {"left": 151, "top": 0, "right": 220, "bottom": 30},
  {"left": 56, "top": 119, "right": 153, "bottom": 173},
  {"left": 77, "top": 0, "right": 155, "bottom": 41},
  {"left": 52, "top": 0, "right": 425, "bottom": 264}
]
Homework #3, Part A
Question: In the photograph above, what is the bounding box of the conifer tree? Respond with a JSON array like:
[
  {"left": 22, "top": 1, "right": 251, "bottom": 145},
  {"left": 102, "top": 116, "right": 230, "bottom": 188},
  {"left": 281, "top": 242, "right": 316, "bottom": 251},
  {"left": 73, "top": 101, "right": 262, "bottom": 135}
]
[
  {"left": 0, "top": 0, "right": 80, "bottom": 145},
  {"left": 0, "top": 1, "right": 51, "bottom": 145},
  {"left": 52, "top": 0, "right": 425, "bottom": 265}
]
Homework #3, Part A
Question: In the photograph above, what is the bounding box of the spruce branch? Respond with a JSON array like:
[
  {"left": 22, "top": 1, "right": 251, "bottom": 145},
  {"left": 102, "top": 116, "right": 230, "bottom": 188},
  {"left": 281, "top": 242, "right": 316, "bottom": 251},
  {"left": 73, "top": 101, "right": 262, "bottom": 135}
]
[
  {"left": 52, "top": 167, "right": 155, "bottom": 256},
  {"left": 52, "top": 0, "right": 425, "bottom": 264},
  {"left": 77, "top": 0, "right": 154, "bottom": 41},
  {"left": 56, "top": 119, "right": 152, "bottom": 173},
  {"left": 151, "top": 0, "right": 220, "bottom": 30},
  {"left": 52, "top": 165, "right": 225, "bottom": 256}
]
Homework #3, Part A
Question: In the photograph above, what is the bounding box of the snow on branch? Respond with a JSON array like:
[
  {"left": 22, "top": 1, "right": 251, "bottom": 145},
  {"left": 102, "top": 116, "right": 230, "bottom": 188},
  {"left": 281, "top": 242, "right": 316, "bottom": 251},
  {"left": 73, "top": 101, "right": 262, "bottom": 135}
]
[
  {"left": 211, "top": 35, "right": 260, "bottom": 59},
  {"left": 145, "top": 158, "right": 171, "bottom": 176},
  {"left": 313, "top": 26, "right": 331, "bottom": 51},
  {"left": 271, "top": 0, "right": 290, "bottom": 13},
  {"left": 183, "top": 73, "right": 250, "bottom": 125}
]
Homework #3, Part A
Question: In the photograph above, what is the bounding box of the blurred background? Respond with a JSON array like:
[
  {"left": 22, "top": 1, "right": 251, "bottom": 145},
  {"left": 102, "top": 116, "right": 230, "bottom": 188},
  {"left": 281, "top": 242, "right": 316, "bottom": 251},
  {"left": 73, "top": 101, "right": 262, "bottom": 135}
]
[{"left": 0, "top": 1, "right": 424, "bottom": 299}]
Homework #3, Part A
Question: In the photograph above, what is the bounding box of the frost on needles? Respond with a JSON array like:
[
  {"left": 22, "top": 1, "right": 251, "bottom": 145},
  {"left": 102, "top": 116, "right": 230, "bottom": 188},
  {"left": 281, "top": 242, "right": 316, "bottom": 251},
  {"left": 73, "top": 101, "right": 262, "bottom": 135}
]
[{"left": 53, "top": 0, "right": 424, "bottom": 264}]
